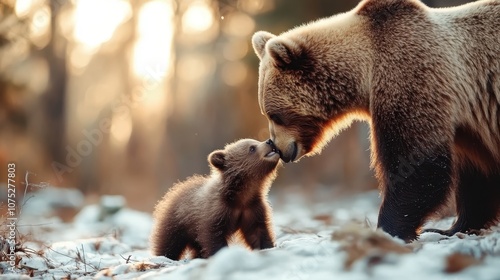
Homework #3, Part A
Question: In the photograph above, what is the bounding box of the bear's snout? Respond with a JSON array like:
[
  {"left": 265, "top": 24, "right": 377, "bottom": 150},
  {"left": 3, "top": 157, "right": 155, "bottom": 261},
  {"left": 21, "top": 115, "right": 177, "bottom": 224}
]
[
  {"left": 265, "top": 139, "right": 281, "bottom": 156},
  {"left": 279, "top": 142, "right": 298, "bottom": 163}
]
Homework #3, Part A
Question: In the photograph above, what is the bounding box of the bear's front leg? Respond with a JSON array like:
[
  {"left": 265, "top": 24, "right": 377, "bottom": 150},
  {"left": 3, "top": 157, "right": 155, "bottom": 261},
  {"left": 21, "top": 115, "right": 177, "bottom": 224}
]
[
  {"left": 373, "top": 108, "right": 454, "bottom": 242},
  {"left": 376, "top": 144, "right": 453, "bottom": 241}
]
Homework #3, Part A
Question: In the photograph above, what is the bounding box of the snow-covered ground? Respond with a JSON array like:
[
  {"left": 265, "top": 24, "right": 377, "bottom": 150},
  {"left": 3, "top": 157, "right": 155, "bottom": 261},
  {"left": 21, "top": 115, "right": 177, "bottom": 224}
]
[{"left": 2, "top": 187, "right": 500, "bottom": 279}]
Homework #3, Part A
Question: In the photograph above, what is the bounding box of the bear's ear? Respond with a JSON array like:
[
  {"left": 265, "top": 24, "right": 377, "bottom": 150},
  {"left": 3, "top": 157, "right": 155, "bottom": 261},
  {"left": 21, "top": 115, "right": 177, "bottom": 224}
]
[
  {"left": 208, "top": 150, "right": 226, "bottom": 171},
  {"left": 266, "top": 37, "right": 303, "bottom": 69},
  {"left": 252, "top": 31, "right": 276, "bottom": 60}
]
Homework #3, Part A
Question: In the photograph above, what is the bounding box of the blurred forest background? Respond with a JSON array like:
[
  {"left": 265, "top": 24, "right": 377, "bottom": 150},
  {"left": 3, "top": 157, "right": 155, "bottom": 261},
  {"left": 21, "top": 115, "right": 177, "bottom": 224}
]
[{"left": 0, "top": 0, "right": 470, "bottom": 212}]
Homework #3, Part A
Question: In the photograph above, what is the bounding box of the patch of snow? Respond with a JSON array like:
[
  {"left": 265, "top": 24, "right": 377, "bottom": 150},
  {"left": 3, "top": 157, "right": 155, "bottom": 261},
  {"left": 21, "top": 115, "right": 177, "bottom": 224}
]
[
  {"left": 19, "top": 186, "right": 84, "bottom": 220},
  {"left": 2, "top": 189, "right": 500, "bottom": 279},
  {"left": 72, "top": 197, "right": 153, "bottom": 246}
]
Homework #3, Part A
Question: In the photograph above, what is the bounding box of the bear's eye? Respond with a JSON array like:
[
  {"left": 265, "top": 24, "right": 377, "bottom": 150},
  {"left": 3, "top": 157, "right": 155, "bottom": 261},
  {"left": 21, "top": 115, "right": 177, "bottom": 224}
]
[
  {"left": 269, "top": 114, "right": 285, "bottom": 126},
  {"left": 249, "top": 146, "right": 256, "bottom": 153}
]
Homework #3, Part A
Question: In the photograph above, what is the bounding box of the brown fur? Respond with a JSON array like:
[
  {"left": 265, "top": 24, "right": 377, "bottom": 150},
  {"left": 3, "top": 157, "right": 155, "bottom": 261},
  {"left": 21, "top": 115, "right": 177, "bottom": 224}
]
[
  {"left": 252, "top": 0, "right": 500, "bottom": 241},
  {"left": 445, "top": 252, "right": 482, "bottom": 273},
  {"left": 150, "top": 139, "right": 280, "bottom": 259}
]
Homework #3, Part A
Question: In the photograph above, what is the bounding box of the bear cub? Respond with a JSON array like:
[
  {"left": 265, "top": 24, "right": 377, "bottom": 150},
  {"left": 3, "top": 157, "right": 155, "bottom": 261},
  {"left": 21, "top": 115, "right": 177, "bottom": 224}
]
[{"left": 150, "top": 139, "right": 280, "bottom": 260}]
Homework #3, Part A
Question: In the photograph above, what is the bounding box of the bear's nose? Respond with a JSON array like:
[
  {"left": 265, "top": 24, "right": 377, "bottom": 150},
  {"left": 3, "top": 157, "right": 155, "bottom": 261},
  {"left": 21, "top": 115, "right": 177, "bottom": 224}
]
[{"left": 266, "top": 139, "right": 277, "bottom": 150}]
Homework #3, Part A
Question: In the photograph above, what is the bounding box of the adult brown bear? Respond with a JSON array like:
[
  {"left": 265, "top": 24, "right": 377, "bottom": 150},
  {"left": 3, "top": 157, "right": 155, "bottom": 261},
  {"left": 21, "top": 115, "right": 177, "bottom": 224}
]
[{"left": 252, "top": 0, "right": 500, "bottom": 242}]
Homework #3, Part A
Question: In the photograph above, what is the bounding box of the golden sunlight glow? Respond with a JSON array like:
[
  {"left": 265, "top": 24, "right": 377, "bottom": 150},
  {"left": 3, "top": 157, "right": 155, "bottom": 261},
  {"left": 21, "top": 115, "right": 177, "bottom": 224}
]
[
  {"left": 15, "top": 0, "right": 33, "bottom": 18},
  {"left": 221, "top": 61, "right": 247, "bottom": 86},
  {"left": 30, "top": 5, "right": 51, "bottom": 48},
  {"left": 182, "top": 1, "right": 214, "bottom": 34},
  {"left": 69, "top": 45, "right": 95, "bottom": 73},
  {"left": 221, "top": 12, "right": 255, "bottom": 37},
  {"left": 132, "top": 0, "right": 174, "bottom": 79},
  {"left": 73, "top": 0, "right": 132, "bottom": 49},
  {"left": 178, "top": 54, "right": 215, "bottom": 82},
  {"left": 110, "top": 113, "right": 133, "bottom": 148},
  {"left": 238, "top": 0, "right": 275, "bottom": 15},
  {"left": 132, "top": 84, "right": 166, "bottom": 112},
  {"left": 223, "top": 39, "right": 248, "bottom": 61},
  {"left": 238, "top": 0, "right": 264, "bottom": 13}
]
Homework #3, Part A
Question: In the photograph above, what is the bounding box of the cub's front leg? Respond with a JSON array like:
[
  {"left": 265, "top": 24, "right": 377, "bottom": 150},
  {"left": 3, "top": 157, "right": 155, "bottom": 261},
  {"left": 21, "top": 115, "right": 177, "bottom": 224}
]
[
  {"left": 200, "top": 237, "right": 229, "bottom": 258},
  {"left": 199, "top": 214, "right": 231, "bottom": 258},
  {"left": 240, "top": 205, "right": 275, "bottom": 249}
]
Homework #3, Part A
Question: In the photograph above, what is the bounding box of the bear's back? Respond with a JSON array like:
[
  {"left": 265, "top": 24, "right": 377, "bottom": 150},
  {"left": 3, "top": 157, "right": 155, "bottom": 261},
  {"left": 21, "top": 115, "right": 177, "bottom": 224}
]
[
  {"left": 357, "top": 0, "right": 499, "bottom": 159},
  {"left": 431, "top": 1, "right": 500, "bottom": 159},
  {"left": 429, "top": 1, "right": 500, "bottom": 70}
]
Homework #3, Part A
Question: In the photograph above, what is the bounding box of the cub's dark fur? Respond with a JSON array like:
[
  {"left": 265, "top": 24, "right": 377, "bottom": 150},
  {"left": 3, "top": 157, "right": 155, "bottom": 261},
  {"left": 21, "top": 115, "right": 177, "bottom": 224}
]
[{"left": 150, "top": 139, "right": 280, "bottom": 259}]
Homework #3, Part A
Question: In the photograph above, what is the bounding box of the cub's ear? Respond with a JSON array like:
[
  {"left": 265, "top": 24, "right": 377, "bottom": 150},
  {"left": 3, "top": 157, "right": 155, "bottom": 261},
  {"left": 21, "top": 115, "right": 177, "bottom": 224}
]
[
  {"left": 266, "top": 37, "right": 303, "bottom": 69},
  {"left": 252, "top": 31, "right": 276, "bottom": 60},
  {"left": 208, "top": 150, "right": 226, "bottom": 170}
]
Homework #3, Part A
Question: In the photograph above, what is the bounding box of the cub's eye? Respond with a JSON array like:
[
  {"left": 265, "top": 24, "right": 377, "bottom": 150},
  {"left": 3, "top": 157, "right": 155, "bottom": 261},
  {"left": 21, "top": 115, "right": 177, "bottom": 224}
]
[
  {"left": 269, "top": 114, "right": 285, "bottom": 126},
  {"left": 249, "top": 146, "right": 256, "bottom": 153}
]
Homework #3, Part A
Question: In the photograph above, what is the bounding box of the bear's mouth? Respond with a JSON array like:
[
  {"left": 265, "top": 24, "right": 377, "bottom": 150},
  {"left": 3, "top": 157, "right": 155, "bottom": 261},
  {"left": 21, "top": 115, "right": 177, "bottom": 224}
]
[
  {"left": 264, "top": 139, "right": 279, "bottom": 158},
  {"left": 265, "top": 148, "right": 279, "bottom": 157}
]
